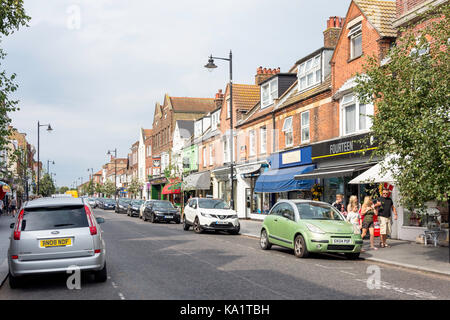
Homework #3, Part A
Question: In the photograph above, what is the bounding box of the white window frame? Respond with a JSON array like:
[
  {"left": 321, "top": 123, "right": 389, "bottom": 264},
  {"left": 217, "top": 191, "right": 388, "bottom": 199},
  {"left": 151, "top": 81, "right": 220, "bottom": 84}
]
[
  {"left": 261, "top": 78, "right": 279, "bottom": 109},
  {"left": 349, "top": 23, "right": 362, "bottom": 59},
  {"left": 301, "top": 111, "right": 310, "bottom": 143},
  {"left": 340, "top": 93, "right": 373, "bottom": 136},
  {"left": 203, "top": 147, "right": 207, "bottom": 167},
  {"left": 223, "top": 137, "right": 230, "bottom": 163},
  {"left": 282, "top": 117, "right": 293, "bottom": 147},
  {"left": 297, "top": 54, "right": 322, "bottom": 92},
  {"left": 260, "top": 126, "right": 267, "bottom": 154},
  {"left": 249, "top": 130, "right": 256, "bottom": 157},
  {"left": 209, "top": 145, "right": 213, "bottom": 165}
]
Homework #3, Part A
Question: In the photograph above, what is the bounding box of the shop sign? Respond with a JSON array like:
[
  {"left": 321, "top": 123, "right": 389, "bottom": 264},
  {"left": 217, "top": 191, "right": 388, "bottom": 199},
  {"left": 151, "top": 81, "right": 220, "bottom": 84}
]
[
  {"left": 277, "top": 146, "right": 312, "bottom": 169},
  {"left": 312, "top": 133, "right": 376, "bottom": 162},
  {"left": 150, "top": 177, "right": 168, "bottom": 185},
  {"left": 282, "top": 150, "right": 301, "bottom": 165},
  {"left": 236, "top": 163, "right": 261, "bottom": 175}
]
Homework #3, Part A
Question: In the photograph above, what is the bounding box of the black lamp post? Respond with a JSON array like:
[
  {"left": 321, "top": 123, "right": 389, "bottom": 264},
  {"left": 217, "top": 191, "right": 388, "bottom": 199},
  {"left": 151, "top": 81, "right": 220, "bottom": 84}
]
[
  {"left": 88, "top": 168, "right": 94, "bottom": 196},
  {"left": 107, "top": 149, "right": 118, "bottom": 200},
  {"left": 204, "top": 51, "right": 234, "bottom": 210},
  {"left": 37, "top": 121, "right": 53, "bottom": 195}
]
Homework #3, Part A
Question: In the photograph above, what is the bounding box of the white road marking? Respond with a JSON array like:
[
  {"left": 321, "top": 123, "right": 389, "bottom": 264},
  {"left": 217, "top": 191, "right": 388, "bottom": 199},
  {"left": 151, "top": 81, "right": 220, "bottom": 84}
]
[
  {"left": 354, "top": 279, "right": 438, "bottom": 299},
  {"left": 118, "top": 292, "right": 126, "bottom": 300}
]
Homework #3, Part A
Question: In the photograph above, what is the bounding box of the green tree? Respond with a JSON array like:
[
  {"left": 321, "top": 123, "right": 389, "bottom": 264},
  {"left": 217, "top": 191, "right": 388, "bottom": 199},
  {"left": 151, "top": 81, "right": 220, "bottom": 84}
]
[
  {"left": 39, "top": 173, "right": 55, "bottom": 197},
  {"left": 355, "top": 4, "right": 450, "bottom": 209},
  {"left": 59, "top": 186, "right": 69, "bottom": 194},
  {"left": 128, "top": 177, "right": 142, "bottom": 199},
  {"left": 95, "top": 182, "right": 103, "bottom": 196},
  {"left": 102, "top": 180, "right": 116, "bottom": 198},
  {"left": 0, "top": 1, "right": 31, "bottom": 153}
]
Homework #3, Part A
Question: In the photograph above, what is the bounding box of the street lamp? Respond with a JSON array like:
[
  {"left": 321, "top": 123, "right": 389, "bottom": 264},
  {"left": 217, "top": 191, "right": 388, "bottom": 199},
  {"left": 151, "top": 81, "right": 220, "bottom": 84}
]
[
  {"left": 88, "top": 168, "right": 94, "bottom": 196},
  {"left": 204, "top": 51, "right": 235, "bottom": 210},
  {"left": 107, "top": 149, "right": 118, "bottom": 200},
  {"left": 37, "top": 121, "right": 53, "bottom": 195}
]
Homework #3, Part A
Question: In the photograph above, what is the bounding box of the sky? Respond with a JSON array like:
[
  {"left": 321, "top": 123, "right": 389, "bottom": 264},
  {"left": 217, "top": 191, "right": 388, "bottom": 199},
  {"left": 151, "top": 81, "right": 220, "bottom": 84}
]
[{"left": 4, "top": 0, "right": 350, "bottom": 188}]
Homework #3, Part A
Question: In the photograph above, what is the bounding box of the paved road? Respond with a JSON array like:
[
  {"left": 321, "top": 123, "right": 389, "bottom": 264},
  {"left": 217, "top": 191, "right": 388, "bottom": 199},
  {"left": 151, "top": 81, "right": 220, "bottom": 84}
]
[{"left": 0, "top": 209, "right": 449, "bottom": 300}]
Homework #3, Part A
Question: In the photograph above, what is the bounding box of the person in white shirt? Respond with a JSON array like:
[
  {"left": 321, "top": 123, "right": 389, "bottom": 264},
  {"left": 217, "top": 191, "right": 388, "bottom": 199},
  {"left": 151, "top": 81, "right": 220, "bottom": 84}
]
[{"left": 346, "top": 195, "right": 360, "bottom": 232}]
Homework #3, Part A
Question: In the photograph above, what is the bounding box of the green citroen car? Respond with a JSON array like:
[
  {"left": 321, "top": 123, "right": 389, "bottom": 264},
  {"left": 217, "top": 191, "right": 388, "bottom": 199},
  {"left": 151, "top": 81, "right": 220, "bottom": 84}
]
[{"left": 260, "top": 200, "right": 363, "bottom": 259}]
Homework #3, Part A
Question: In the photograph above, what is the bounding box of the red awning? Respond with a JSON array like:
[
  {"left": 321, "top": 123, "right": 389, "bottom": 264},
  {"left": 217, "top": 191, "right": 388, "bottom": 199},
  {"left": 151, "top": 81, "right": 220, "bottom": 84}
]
[{"left": 162, "top": 182, "right": 181, "bottom": 195}]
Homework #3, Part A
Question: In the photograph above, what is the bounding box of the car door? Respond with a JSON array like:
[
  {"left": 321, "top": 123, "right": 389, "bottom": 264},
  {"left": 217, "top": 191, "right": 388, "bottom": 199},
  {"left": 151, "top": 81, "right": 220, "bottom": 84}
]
[
  {"left": 184, "top": 199, "right": 196, "bottom": 223},
  {"left": 264, "top": 203, "right": 284, "bottom": 246},
  {"left": 277, "top": 202, "right": 298, "bottom": 248}
]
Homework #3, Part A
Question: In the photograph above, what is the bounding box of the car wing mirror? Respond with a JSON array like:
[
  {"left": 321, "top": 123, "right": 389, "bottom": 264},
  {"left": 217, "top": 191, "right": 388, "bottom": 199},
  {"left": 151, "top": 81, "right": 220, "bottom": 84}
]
[
  {"left": 96, "top": 217, "right": 105, "bottom": 224},
  {"left": 10, "top": 223, "right": 15, "bottom": 229}
]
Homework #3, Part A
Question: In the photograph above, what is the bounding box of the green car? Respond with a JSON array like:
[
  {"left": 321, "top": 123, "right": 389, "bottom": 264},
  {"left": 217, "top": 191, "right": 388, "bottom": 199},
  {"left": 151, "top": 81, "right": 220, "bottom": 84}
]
[{"left": 260, "top": 200, "right": 363, "bottom": 259}]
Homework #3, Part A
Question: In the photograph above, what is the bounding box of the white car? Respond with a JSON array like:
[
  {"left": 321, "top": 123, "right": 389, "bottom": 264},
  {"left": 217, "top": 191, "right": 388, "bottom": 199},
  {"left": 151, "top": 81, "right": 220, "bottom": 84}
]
[
  {"left": 183, "top": 198, "right": 240, "bottom": 235},
  {"left": 139, "top": 200, "right": 154, "bottom": 219}
]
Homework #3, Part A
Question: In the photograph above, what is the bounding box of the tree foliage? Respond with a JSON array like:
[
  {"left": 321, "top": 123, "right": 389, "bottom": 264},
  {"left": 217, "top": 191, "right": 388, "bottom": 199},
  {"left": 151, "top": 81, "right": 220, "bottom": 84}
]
[
  {"left": 102, "top": 180, "right": 116, "bottom": 197},
  {"left": 58, "top": 186, "right": 69, "bottom": 194},
  {"left": 128, "top": 177, "right": 142, "bottom": 199},
  {"left": 39, "top": 173, "right": 55, "bottom": 197},
  {"left": 0, "top": 1, "right": 30, "bottom": 152},
  {"left": 355, "top": 4, "right": 450, "bottom": 209}
]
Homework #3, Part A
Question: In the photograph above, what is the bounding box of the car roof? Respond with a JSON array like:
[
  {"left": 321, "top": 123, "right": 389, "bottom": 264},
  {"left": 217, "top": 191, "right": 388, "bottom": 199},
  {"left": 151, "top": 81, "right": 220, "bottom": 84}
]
[
  {"left": 277, "top": 199, "right": 331, "bottom": 205},
  {"left": 24, "top": 197, "right": 84, "bottom": 209}
]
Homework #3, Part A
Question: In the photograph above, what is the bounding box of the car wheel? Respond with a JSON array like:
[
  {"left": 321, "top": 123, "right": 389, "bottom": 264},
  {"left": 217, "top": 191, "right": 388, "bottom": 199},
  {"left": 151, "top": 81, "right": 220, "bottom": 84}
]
[
  {"left": 260, "top": 229, "right": 272, "bottom": 250},
  {"left": 8, "top": 273, "right": 21, "bottom": 289},
  {"left": 150, "top": 213, "right": 155, "bottom": 223},
  {"left": 183, "top": 216, "right": 190, "bottom": 231},
  {"left": 193, "top": 217, "right": 203, "bottom": 234},
  {"left": 175, "top": 218, "right": 180, "bottom": 224},
  {"left": 228, "top": 227, "right": 240, "bottom": 235},
  {"left": 93, "top": 263, "right": 107, "bottom": 282},
  {"left": 345, "top": 252, "right": 360, "bottom": 260},
  {"left": 294, "top": 234, "right": 309, "bottom": 258}
]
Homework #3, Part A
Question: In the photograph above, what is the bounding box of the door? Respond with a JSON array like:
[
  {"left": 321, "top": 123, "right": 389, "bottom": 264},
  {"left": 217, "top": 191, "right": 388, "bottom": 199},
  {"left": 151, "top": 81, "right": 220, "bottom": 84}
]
[
  {"left": 264, "top": 203, "right": 284, "bottom": 246},
  {"left": 245, "top": 188, "right": 252, "bottom": 218},
  {"left": 184, "top": 199, "right": 197, "bottom": 223},
  {"left": 277, "top": 203, "right": 298, "bottom": 248}
]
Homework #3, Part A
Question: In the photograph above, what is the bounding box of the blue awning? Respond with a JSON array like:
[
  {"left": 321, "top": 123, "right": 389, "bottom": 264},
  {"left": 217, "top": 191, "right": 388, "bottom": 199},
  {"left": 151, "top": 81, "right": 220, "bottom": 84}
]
[{"left": 255, "top": 164, "right": 316, "bottom": 193}]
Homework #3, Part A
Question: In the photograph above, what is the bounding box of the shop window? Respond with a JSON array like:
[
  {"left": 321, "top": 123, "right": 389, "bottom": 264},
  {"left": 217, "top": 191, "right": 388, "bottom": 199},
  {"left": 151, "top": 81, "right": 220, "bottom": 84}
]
[{"left": 403, "top": 202, "right": 449, "bottom": 229}]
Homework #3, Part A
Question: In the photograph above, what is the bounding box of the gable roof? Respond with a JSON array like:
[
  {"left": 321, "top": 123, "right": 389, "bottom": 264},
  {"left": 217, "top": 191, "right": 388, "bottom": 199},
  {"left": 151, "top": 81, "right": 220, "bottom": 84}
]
[
  {"left": 169, "top": 96, "right": 216, "bottom": 113},
  {"left": 354, "top": 0, "right": 397, "bottom": 38}
]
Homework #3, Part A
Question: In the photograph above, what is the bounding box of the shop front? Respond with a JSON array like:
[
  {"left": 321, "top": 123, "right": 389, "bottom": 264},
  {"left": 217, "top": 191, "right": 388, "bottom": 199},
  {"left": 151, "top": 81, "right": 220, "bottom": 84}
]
[
  {"left": 235, "top": 162, "right": 268, "bottom": 219},
  {"left": 253, "top": 147, "right": 316, "bottom": 220},
  {"left": 150, "top": 176, "right": 168, "bottom": 200},
  {"left": 183, "top": 170, "right": 211, "bottom": 199},
  {"left": 350, "top": 161, "right": 449, "bottom": 243},
  {"left": 162, "top": 179, "right": 182, "bottom": 207},
  {"left": 212, "top": 166, "right": 236, "bottom": 209},
  {"left": 295, "top": 133, "right": 378, "bottom": 206}
]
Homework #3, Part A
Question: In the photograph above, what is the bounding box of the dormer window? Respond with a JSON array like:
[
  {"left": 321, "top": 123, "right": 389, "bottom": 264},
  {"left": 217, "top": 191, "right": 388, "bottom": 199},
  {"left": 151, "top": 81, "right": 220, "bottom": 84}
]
[
  {"left": 349, "top": 23, "right": 362, "bottom": 59},
  {"left": 261, "top": 78, "right": 278, "bottom": 109},
  {"left": 211, "top": 111, "right": 220, "bottom": 131},
  {"left": 297, "top": 54, "right": 321, "bottom": 92}
]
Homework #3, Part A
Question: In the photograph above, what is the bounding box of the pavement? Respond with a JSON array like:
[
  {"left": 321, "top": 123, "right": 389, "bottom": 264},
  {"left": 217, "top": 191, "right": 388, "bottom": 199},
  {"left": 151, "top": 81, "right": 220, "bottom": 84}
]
[
  {"left": 0, "top": 214, "right": 14, "bottom": 286},
  {"left": 1, "top": 209, "right": 449, "bottom": 300},
  {"left": 239, "top": 219, "right": 450, "bottom": 276}
]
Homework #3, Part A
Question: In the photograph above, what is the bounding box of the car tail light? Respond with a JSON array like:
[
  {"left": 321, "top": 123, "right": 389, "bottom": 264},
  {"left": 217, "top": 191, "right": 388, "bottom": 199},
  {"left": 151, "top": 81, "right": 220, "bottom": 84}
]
[
  {"left": 94, "top": 249, "right": 101, "bottom": 254},
  {"left": 84, "top": 205, "right": 97, "bottom": 235},
  {"left": 13, "top": 209, "right": 24, "bottom": 240},
  {"left": 11, "top": 255, "right": 18, "bottom": 260}
]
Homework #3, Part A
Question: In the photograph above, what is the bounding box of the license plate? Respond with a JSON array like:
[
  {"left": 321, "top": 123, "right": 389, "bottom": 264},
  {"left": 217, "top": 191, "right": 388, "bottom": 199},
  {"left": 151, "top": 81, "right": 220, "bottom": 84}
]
[
  {"left": 40, "top": 238, "right": 72, "bottom": 248},
  {"left": 331, "top": 238, "right": 352, "bottom": 245},
  {"left": 165, "top": 216, "right": 173, "bottom": 219},
  {"left": 216, "top": 221, "right": 228, "bottom": 225}
]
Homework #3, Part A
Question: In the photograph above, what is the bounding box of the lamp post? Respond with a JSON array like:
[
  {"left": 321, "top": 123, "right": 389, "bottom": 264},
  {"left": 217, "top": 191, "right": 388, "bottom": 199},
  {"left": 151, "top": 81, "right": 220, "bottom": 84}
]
[
  {"left": 37, "top": 121, "right": 53, "bottom": 195},
  {"left": 88, "top": 168, "right": 94, "bottom": 196},
  {"left": 204, "top": 51, "right": 234, "bottom": 210},
  {"left": 107, "top": 149, "right": 117, "bottom": 200}
]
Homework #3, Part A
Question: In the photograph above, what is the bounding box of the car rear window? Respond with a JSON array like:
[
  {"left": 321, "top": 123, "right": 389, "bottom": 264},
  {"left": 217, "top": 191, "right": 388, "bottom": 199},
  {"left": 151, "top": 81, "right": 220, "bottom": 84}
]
[{"left": 21, "top": 205, "right": 89, "bottom": 231}]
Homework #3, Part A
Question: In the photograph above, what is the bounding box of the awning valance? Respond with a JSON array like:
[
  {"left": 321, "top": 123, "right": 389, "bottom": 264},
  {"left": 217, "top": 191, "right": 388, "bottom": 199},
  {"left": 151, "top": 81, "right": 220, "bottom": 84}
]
[
  {"left": 294, "top": 163, "right": 375, "bottom": 180},
  {"left": 255, "top": 164, "right": 315, "bottom": 193},
  {"left": 183, "top": 171, "right": 211, "bottom": 191}
]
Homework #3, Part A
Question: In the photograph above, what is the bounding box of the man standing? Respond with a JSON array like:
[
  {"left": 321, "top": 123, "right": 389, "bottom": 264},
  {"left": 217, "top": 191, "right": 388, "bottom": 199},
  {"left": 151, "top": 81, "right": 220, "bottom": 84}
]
[{"left": 375, "top": 188, "right": 397, "bottom": 248}]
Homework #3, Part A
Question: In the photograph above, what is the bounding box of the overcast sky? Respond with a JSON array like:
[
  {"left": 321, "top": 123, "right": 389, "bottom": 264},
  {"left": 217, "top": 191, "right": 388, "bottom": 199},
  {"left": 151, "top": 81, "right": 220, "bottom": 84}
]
[{"left": 4, "top": 0, "right": 349, "bottom": 187}]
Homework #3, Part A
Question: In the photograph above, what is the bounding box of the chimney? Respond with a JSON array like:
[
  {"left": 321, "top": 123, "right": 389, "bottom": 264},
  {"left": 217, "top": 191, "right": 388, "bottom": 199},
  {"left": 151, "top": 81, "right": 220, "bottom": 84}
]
[
  {"left": 255, "top": 67, "right": 281, "bottom": 85},
  {"left": 214, "top": 89, "right": 224, "bottom": 108},
  {"left": 323, "top": 16, "right": 344, "bottom": 48}
]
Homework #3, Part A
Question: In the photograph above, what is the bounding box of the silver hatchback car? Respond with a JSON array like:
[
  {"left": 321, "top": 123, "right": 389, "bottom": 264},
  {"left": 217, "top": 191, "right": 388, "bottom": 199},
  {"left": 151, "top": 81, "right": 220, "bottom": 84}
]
[{"left": 8, "top": 197, "right": 107, "bottom": 288}]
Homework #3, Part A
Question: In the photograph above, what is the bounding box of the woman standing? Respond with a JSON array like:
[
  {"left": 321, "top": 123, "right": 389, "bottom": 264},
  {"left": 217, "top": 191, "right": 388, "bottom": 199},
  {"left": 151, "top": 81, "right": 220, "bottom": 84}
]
[{"left": 360, "top": 196, "right": 378, "bottom": 251}]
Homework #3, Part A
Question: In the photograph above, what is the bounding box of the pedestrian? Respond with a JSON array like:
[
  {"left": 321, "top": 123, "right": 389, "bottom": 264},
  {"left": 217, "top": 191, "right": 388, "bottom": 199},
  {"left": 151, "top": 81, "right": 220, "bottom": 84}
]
[
  {"left": 346, "top": 195, "right": 360, "bottom": 233},
  {"left": 0, "top": 198, "right": 3, "bottom": 216},
  {"left": 360, "top": 196, "right": 378, "bottom": 251},
  {"left": 10, "top": 197, "right": 17, "bottom": 217},
  {"left": 332, "top": 194, "right": 346, "bottom": 217},
  {"left": 374, "top": 188, "right": 397, "bottom": 248}
]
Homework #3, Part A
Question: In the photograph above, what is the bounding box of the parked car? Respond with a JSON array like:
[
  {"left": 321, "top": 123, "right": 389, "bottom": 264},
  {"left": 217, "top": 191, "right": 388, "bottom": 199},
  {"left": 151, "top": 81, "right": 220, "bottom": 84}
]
[
  {"left": 260, "top": 200, "right": 363, "bottom": 259},
  {"left": 7, "top": 197, "right": 107, "bottom": 288},
  {"left": 95, "top": 198, "right": 104, "bottom": 208},
  {"left": 139, "top": 200, "right": 155, "bottom": 219},
  {"left": 101, "top": 198, "right": 116, "bottom": 210},
  {"left": 127, "top": 200, "right": 144, "bottom": 217},
  {"left": 116, "top": 198, "right": 131, "bottom": 214},
  {"left": 85, "top": 197, "right": 97, "bottom": 208},
  {"left": 143, "top": 200, "right": 180, "bottom": 223},
  {"left": 183, "top": 198, "right": 239, "bottom": 234}
]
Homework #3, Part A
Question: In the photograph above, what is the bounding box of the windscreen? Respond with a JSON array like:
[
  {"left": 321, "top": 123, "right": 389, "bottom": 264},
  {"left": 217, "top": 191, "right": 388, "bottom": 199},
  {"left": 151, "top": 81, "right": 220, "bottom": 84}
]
[
  {"left": 22, "top": 205, "right": 89, "bottom": 231},
  {"left": 153, "top": 201, "right": 174, "bottom": 209},
  {"left": 296, "top": 203, "right": 344, "bottom": 221},
  {"left": 198, "top": 199, "right": 230, "bottom": 209}
]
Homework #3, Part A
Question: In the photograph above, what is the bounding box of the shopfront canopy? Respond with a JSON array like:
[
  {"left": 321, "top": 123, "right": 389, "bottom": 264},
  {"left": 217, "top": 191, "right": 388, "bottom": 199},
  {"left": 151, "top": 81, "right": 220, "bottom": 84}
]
[
  {"left": 162, "top": 181, "right": 181, "bottom": 195},
  {"left": 294, "top": 163, "right": 375, "bottom": 180},
  {"left": 255, "top": 164, "right": 315, "bottom": 193},
  {"left": 349, "top": 162, "right": 395, "bottom": 184},
  {"left": 183, "top": 171, "right": 211, "bottom": 191}
]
